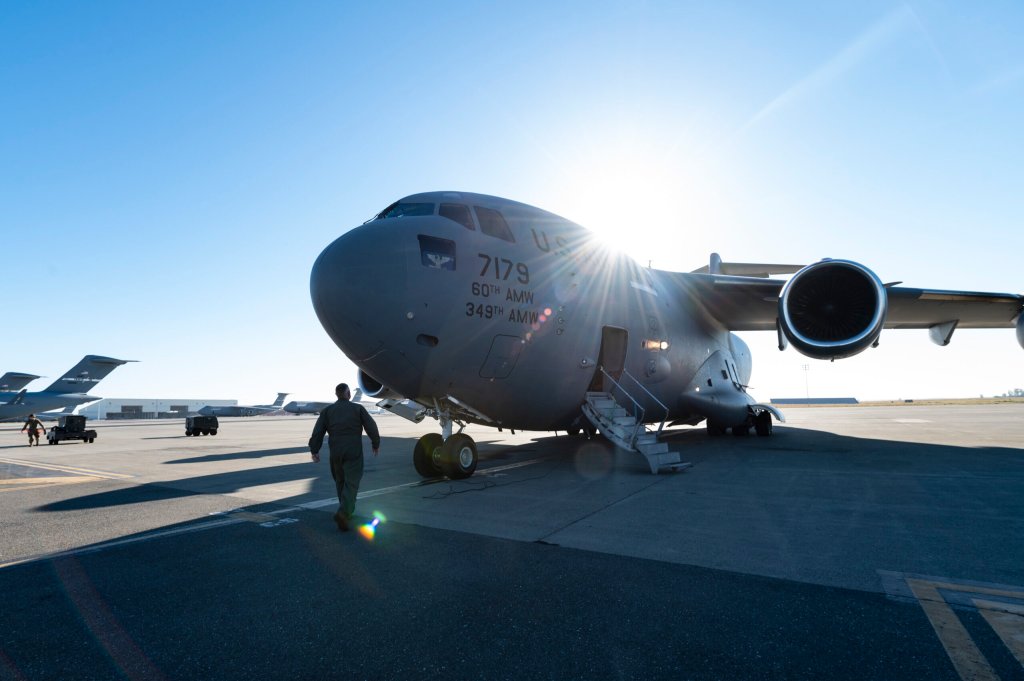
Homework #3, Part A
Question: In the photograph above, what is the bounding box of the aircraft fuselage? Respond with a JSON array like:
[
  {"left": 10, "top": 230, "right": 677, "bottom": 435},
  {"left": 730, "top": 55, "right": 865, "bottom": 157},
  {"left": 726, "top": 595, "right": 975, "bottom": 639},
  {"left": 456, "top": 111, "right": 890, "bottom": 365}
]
[{"left": 311, "top": 192, "right": 755, "bottom": 432}]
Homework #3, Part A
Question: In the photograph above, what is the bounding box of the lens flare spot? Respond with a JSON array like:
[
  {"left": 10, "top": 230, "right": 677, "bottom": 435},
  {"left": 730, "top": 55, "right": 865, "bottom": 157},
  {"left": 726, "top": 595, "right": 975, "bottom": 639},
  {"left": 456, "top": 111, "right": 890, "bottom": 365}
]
[
  {"left": 358, "top": 511, "right": 387, "bottom": 541},
  {"left": 574, "top": 442, "right": 613, "bottom": 479},
  {"left": 544, "top": 308, "right": 552, "bottom": 316}
]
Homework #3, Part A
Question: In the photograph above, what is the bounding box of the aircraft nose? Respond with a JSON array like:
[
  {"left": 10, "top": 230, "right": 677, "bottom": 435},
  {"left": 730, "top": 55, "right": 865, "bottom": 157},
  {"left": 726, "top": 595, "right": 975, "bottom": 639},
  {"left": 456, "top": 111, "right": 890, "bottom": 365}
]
[{"left": 310, "top": 224, "right": 408, "bottom": 361}]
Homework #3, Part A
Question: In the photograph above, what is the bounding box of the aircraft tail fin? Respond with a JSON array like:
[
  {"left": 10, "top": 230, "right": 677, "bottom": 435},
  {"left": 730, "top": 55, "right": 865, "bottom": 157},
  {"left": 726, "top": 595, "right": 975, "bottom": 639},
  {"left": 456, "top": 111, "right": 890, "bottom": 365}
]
[
  {"left": 352, "top": 388, "right": 363, "bottom": 402},
  {"left": 9, "top": 389, "right": 27, "bottom": 406},
  {"left": 0, "top": 372, "right": 41, "bottom": 392},
  {"left": 691, "top": 253, "right": 804, "bottom": 278},
  {"left": 271, "top": 392, "right": 289, "bottom": 407},
  {"left": 43, "top": 355, "right": 134, "bottom": 394}
]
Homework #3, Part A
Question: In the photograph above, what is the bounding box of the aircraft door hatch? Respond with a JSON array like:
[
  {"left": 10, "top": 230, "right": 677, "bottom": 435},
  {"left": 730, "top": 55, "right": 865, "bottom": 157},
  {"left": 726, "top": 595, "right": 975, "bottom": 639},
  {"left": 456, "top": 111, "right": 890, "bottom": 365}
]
[
  {"left": 479, "top": 334, "right": 525, "bottom": 379},
  {"left": 589, "top": 326, "right": 629, "bottom": 392}
]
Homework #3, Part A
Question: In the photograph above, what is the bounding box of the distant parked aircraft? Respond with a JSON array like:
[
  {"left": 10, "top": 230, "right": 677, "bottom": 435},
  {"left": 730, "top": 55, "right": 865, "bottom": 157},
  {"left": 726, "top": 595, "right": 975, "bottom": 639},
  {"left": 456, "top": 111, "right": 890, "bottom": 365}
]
[
  {"left": 0, "top": 372, "right": 41, "bottom": 392},
  {"left": 199, "top": 393, "right": 289, "bottom": 417},
  {"left": 283, "top": 389, "right": 365, "bottom": 415},
  {"left": 0, "top": 355, "right": 134, "bottom": 421}
]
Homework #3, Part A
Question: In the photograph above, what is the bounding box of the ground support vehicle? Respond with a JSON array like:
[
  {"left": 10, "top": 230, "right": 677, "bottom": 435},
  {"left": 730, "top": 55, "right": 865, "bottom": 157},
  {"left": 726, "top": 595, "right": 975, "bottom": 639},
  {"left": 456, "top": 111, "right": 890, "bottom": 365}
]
[
  {"left": 47, "top": 415, "right": 97, "bottom": 444},
  {"left": 185, "top": 415, "right": 219, "bottom": 436}
]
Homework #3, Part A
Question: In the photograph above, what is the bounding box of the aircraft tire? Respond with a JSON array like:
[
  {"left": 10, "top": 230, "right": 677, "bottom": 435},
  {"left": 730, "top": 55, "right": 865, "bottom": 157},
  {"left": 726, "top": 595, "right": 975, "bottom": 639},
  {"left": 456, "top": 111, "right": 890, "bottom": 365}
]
[
  {"left": 210, "top": 429, "right": 217, "bottom": 436},
  {"left": 413, "top": 433, "right": 444, "bottom": 478},
  {"left": 755, "top": 412, "right": 773, "bottom": 437},
  {"left": 440, "top": 433, "right": 477, "bottom": 479},
  {"left": 203, "top": 430, "right": 210, "bottom": 436}
]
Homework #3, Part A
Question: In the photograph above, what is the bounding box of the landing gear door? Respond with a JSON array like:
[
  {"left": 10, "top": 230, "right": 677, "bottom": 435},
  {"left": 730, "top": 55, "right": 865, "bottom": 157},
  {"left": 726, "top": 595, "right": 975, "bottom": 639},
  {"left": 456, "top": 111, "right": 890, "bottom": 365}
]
[{"left": 589, "top": 326, "right": 628, "bottom": 392}]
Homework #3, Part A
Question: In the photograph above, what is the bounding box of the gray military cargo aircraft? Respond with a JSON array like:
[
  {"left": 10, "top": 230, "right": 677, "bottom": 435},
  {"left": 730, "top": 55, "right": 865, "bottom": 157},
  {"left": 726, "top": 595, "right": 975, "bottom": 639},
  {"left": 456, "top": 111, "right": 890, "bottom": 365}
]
[
  {"left": 310, "top": 191, "right": 1024, "bottom": 477},
  {"left": 0, "top": 372, "right": 41, "bottom": 392},
  {"left": 283, "top": 389, "right": 364, "bottom": 415},
  {"left": 0, "top": 355, "right": 134, "bottom": 421},
  {"left": 198, "top": 393, "right": 289, "bottom": 417}
]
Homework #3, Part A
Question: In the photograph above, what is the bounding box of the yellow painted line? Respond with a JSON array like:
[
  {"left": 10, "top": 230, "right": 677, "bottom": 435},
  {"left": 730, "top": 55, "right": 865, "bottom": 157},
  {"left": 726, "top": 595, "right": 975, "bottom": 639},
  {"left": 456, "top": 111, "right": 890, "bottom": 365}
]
[
  {"left": 906, "top": 579, "right": 1000, "bottom": 681},
  {"left": 916, "top": 580, "right": 1024, "bottom": 601},
  {"left": 0, "top": 476, "right": 97, "bottom": 485},
  {"left": 0, "top": 457, "right": 132, "bottom": 480},
  {"left": 974, "top": 599, "right": 1024, "bottom": 668},
  {"left": 0, "top": 476, "right": 99, "bottom": 491},
  {"left": 906, "top": 577, "right": 1024, "bottom": 681}
]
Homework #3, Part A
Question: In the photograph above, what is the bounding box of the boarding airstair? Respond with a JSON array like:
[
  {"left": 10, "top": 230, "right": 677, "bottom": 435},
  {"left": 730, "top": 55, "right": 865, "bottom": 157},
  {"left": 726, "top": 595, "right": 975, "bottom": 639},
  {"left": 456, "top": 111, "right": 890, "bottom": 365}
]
[{"left": 581, "top": 368, "right": 691, "bottom": 474}]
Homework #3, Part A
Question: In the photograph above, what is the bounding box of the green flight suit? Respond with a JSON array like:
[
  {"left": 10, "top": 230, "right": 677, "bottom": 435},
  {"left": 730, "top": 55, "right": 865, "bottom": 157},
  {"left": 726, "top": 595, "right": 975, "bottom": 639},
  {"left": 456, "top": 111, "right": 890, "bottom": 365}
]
[{"left": 309, "top": 399, "right": 381, "bottom": 518}]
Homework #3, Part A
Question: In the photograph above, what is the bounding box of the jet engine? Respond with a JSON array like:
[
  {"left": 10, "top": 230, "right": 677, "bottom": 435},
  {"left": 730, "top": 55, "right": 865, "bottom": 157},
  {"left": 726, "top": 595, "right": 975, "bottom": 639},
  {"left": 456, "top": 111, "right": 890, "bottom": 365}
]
[
  {"left": 1017, "top": 313, "right": 1024, "bottom": 350},
  {"left": 357, "top": 370, "right": 402, "bottom": 401},
  {"left": 778, "top": 259, "right": 887, "bottom": 360}
]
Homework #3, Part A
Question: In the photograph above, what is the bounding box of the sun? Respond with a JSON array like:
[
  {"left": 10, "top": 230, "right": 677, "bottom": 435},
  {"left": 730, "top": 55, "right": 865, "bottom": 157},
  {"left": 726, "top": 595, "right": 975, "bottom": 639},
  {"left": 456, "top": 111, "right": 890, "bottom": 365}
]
[{"left": 551, "top": 145, "right": 713, "bottom": 270}]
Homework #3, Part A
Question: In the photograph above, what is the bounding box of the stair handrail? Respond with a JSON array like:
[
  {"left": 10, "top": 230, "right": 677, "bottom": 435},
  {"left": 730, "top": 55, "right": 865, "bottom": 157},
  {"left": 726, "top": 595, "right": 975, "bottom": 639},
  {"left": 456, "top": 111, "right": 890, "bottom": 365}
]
[
  {"left": 597, "top": 366, "right": 645, "bottom": 447},
  {"left": 617, "top": 369, "right": 669, "bottom": 437}
]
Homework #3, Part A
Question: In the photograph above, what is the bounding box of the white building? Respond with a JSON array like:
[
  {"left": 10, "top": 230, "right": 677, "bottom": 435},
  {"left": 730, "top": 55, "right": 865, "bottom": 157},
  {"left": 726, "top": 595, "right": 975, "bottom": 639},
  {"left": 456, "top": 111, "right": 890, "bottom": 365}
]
[{"left": 78, "top": 398, "right": 237, "bottom": 420}]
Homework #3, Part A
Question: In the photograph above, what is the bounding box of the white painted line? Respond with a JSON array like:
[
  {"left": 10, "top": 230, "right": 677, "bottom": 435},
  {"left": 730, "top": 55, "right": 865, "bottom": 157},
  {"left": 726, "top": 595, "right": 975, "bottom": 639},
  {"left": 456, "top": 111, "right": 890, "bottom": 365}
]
[
  {"left": 0, "top": 457, "right": 546, "bottom": 569},
  {"left": 298, "top": 457, "right": 545, "bottom": 509},
  {"left": 0, "top": 517, "right": 243, "bottom": 570}
]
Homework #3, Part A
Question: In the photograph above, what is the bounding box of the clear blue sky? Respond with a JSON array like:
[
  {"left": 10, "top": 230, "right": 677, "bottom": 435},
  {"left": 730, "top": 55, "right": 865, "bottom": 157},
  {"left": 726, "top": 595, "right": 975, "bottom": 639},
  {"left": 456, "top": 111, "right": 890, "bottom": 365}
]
[{"left": 2, "top": 1, "right": 1022, "bottom": 404}]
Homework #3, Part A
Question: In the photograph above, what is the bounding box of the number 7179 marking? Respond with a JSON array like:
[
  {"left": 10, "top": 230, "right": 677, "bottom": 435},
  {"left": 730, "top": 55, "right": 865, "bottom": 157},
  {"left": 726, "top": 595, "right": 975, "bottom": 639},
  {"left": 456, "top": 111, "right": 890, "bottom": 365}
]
[{"left": 478, "top": 253, "right": 530, "bottom": 285}]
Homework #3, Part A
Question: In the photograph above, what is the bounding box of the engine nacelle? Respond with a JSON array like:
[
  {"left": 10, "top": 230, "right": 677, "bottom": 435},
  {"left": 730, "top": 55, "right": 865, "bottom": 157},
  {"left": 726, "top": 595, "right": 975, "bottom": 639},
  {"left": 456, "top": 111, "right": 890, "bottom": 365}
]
[
  {"left": 357, "top": 370, "right": 402, "bottom": 401},
  {"left": 1017, "top": 313, "right": 1024, "bottom": 350},
  {"left": 778, "top": 259, "right": 887, "bottom": 360}
]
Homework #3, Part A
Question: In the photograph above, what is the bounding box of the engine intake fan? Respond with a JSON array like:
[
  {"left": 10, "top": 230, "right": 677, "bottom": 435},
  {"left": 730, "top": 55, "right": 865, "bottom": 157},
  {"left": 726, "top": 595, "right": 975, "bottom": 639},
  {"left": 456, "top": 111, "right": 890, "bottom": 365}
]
[
  {"left": 358, "top": 369, "right": 402, "bottom": 401},
  {"left": 778, "top": 260, "right": 887, "bottom": 360}
]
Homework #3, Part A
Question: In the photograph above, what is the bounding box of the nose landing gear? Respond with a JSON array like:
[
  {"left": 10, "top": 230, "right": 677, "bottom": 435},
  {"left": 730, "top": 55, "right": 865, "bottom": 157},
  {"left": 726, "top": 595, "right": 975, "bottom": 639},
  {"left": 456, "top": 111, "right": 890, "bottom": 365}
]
[{"left": 412, "top": 412, "right": 478, "bottom": 480}]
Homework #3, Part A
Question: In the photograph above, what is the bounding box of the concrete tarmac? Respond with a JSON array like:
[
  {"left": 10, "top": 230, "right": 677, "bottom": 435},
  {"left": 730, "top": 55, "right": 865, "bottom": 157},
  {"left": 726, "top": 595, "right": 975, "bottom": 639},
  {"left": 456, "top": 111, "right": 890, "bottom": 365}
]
[{"left": 1, "top": 405, "right": 1023, "bottom": 680}]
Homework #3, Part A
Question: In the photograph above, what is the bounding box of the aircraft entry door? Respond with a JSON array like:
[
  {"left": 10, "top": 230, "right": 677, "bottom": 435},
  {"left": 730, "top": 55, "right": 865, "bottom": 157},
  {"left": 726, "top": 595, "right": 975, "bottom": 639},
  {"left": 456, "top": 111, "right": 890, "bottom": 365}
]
[{"left": 589, "top": 326, "right": 628, "bottom": 392}]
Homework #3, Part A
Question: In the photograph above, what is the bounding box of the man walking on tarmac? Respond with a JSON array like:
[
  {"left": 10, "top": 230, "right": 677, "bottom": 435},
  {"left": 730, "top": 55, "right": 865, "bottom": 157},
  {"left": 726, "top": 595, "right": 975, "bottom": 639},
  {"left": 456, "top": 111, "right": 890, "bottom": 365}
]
[
  {"left": 309, "top": 383, "right": 380, "bottom": 532},
  {"left": 21, "top": 414, "right": 45, "bottom": 446}
]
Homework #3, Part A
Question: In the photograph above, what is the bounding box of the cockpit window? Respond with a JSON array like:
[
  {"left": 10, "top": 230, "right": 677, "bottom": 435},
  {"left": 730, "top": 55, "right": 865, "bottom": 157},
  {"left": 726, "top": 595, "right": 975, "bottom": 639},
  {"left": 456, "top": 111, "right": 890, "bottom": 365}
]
[
  {"left": 439, "top": 203, "right": 475, "bottom": 231},
  {"left": 473, "top": 206, "right": 515, "bottom": 242},
  {"left": 376, "top": 202, "right": 435, "bottom": 220}
]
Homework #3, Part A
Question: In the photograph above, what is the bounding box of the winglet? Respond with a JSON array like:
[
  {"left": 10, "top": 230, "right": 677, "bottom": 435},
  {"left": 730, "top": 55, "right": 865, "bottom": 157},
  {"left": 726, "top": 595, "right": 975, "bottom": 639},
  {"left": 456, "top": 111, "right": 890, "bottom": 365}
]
[
  {"left": 692, "top": 253, "right": 804, "bottom": 278},
  {"left": 0, "top": 372, "right": 41, "bottom": 392}
]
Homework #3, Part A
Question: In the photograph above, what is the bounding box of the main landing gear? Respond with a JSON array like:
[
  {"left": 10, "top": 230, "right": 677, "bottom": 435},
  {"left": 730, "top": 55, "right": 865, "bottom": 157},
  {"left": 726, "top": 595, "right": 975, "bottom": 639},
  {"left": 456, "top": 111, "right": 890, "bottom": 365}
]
[
  {"left": 706, "top": 410, "right": 774, "bottom": 437},
  {"left": 412, "top": 414, "right": 478, "bottom": 479}
]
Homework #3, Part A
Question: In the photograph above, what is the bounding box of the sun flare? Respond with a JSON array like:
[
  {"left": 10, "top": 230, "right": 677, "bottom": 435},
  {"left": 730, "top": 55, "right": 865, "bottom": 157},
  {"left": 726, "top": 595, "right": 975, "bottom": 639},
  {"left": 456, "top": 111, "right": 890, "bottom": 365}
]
[{"left": 552, "top": 145, "right": 717, "bottom": 270}]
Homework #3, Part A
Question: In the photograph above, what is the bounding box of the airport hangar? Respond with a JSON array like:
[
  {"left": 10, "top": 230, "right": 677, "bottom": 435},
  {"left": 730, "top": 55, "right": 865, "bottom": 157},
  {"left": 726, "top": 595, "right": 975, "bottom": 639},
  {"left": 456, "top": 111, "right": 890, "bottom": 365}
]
[{"left": 77, "top": 398, "right": 237, "bottom": 420}]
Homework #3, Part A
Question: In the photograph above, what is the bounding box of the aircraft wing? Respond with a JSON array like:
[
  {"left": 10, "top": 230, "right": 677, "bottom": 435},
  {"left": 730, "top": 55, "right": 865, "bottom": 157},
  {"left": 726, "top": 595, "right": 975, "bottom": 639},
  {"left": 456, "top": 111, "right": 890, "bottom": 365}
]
[{"left": 675, "top": 272, "right": 1024, "bottom": 333}]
